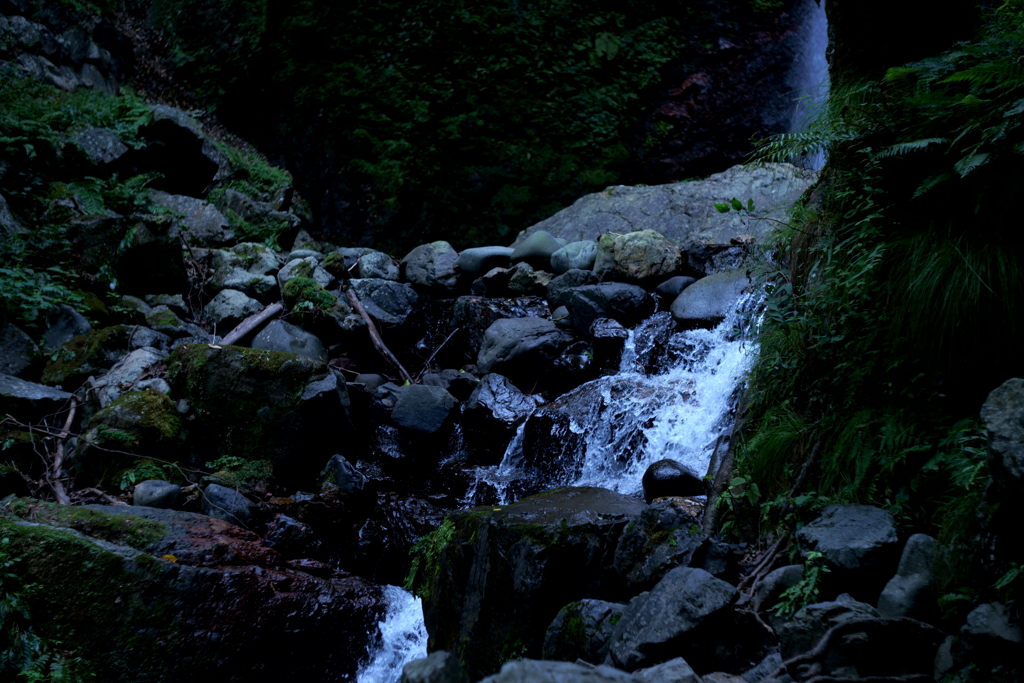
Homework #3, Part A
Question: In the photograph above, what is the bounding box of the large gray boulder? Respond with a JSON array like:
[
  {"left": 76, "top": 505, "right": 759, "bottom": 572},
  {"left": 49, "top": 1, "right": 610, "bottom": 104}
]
[
  {"left": 514, "top": 163, "right": 815, "bottom": 247},
  {"left": 356, "top": 251, "right": 399, "bottom": 280},
  {"left": 201, "top": 483, "right": 258, "bottom": 527},
  {"left": 70, "top": 127, "right": 129, "bottom": 166},
  {"left": 401, "top": 241, "right": 459, "bottom": 291},
  {"left": 458, "top": 246, "right": 514, "bottom": 280},
  {"left": 133, "top": 480, "right": 183, "bottom": 509},
  {"left": 477, "top": 318, "right": 574, "bottom": 381},
  {"left": 42, "top": 304, "right": 92, "bottom": 354},
  {"left": 670, "top": 269, "right": 750, "bottom": 323},
  {"left": 606, "top": 566, "right": 738, "bottom": 671},
  {"left": 0, "top": 373, "right": 73, "bottom": 421},
  {"left": 981, "top": 377, "right": 1024, "bottom": 500},
  {"left": 251, "top": 320, "right": 327, "bottom": 362},
  {"left": 777, "top": 593, "right": 879, "bottom": 660},
  {"left": 511, "top": 230, "right": 563, "bottom": 271},
  {"left": 151, "top": 191, "right": 235, "bottom": 247},
  {"left": 877, "top": 533, "right": 937, "bottom": 621},
  {"left": 593, "top": 230, "right": 683, "bottom": 284}
]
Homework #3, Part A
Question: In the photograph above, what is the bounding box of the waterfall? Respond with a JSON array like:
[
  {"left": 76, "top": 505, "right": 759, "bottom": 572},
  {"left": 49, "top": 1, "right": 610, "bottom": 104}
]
[
  {"left": 356, "top": 585, "right": 428, "bottom": 683},
  {"left": 788, "top": 0, "right": 830, "bottom": 170}
]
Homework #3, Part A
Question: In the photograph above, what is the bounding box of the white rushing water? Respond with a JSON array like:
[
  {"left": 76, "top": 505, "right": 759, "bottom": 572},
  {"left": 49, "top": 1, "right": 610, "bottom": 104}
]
[
  {"left": 788, "top": 0, "right": 830, "bottom": 170},
  {"left": 355, "top": 585, "right": 428, "bottom": 683},
  {"left": 484, "top": 295, "right": 759, "bottom": 502}
]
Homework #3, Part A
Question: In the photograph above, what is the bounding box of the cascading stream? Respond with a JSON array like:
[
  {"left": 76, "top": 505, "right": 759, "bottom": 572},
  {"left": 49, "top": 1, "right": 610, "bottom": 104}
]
[
  {"left": 788, "top": 0, "right": 830, "bottom": 170},
  {"left": 355, "top": 585, "right": 428, "bottom": 683}
]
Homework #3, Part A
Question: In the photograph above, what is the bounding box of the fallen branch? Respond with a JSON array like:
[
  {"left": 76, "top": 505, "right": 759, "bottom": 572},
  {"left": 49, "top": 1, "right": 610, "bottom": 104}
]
[
  {"left": 76, "top": 487, "right": 128, "bottom": 506},
  {"left": 48, "top": 395, "right": 77, "bottom": 506},
  {"left": 415, "top": 327, "right": 461, "bottom": 382},
  {"left": 737, "top": 535, "right": 786, "bottom": 593},
  {"left": 333, "top": 267, "right": 414, "bottom": 384},
  {"left": 221, "top": 303, "right": 284, "bottom": 346}
]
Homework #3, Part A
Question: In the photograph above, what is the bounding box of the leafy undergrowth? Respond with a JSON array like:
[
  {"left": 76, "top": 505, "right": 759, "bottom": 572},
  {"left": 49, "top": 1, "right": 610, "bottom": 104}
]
[{"left": 722, "top": 1, "right": 1024, "bottom": 636}]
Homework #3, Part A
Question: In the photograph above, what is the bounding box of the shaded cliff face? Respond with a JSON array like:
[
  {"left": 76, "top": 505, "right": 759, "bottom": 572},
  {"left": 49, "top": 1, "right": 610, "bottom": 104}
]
[{"left": 632, "top": 0, "right": 820, "bottom": 182}]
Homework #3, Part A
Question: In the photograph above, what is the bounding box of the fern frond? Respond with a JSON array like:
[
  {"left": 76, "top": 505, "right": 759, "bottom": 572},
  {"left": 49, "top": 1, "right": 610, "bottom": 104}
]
[
  {"left": 875, "top": 138, "right": 949, "bottom": 159},
  {"left": 941, "top": 61, "right": 1024, "bottom": 89},
  {"left": 953, "top": 152, "right": 990, "bottom": 176},
  {"left": 913, "top": 172, "right": 953, "bottom": 198}
]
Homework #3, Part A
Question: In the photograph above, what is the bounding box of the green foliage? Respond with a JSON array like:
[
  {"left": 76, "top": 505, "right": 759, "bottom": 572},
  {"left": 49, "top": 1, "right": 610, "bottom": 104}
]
[
  {"left": 769, "top": 551, "right": 831, "bottom": 618},
  {"left": 727, "top": 3, "right": 1023, "bottom": 572},
  {"left": 0, "top": 537, "right": 95, "bottom": 682},
  {"left": 405, "top": 518, "right": 457, "bottom": 598},
  {"left": 204, "top": 455, "right": 272, "bottom": 488},
  {"left": 0, "top": 223, "right": 84, "bottom": 330},
  {"left": 118, "top": 460, "right": 172, "bottom": 492},
  {"left": 211, "top": 142, "right": 292, "bottom": 202}
]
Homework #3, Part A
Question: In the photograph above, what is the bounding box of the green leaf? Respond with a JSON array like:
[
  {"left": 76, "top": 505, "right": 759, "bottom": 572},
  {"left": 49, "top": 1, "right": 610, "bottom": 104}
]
[
  {"left": 714, "top": 202, "right": 730, "bottom": 213},
  {"left": 731, "top": 197, "right": 743, "bottom": 211}
]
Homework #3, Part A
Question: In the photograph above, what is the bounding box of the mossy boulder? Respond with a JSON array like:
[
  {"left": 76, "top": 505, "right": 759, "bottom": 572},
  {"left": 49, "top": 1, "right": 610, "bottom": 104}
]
[
  {"left": 0, "top": 499, "right": 381, "bottom": 682},
  {"left": 41, "top": 325, "right": 132, "bottom": 388},
  {"left": 166, "top": 344, "right": 353, "bottom": 487},
  {"left": 75, "top": 389, "right": 184, "bottom": 487},
  {"left": 407, "top": 486, "right": 645, "bottom": 680}
]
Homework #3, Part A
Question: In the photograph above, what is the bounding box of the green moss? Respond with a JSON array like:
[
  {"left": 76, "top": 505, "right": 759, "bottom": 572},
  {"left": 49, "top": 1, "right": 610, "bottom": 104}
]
[
  {"left": 145, "top": 309, "right": 184, "bottom": 329},
  {"left": 282, "top": 276, "right": 335, "bottom": 313},
  {"left": 3, "top": 498, "right": 167, "bottom": 549},
  {"left": 322, "top": 251, "right": 347, "bottom": 278},
  {"left": 95, "top": 389, "right": 183, "bottom": 443},
  {"left": 41, "top": 325, "right": 129, "bottom": 386},
  {"left": 405, "top": 518, "right": 459, "bottom": 599}
]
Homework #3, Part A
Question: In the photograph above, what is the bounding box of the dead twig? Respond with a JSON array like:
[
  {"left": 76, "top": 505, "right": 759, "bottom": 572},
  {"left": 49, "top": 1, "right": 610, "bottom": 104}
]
[
  {"left": 221, "top": 302, "right": 284, "bottom": 346},
  {"left": 76, "top": 487, "right": 128, "bottom": 506},
  {"left": 48, "top": 395, "right": 77, "bottom": 506},
  {"left": 414, "top": 327, "right": 461, "bottom": 382},
  {"left": 737, "top": 535, "right": 787, "bottom": 593}
]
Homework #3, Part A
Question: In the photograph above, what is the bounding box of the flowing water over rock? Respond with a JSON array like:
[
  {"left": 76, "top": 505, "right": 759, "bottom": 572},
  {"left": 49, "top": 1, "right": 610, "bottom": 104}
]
[
  {"left": 788, "top": 0, "right": 831, "bottom": 170},
  {"left": 356, "top": 585, "right": 428, "bottom": 683}
]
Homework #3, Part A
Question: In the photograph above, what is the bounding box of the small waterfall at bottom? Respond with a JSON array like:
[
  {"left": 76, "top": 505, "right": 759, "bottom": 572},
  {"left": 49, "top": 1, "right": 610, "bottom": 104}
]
[
  {"left": 356, "top": 585, "right": 428, "bottom": 683},
  {"left": 358, "top": 292, "right": 760, "bottom": 682}
]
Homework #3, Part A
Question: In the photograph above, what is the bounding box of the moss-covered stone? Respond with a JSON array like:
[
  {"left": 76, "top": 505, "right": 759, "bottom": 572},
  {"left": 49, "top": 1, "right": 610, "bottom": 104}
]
[
  {"left": 165, "top": 344, "right": 343, "bottom": 487},
  {"left": 4, "top": 498, "right": 168, "bottom": 548},
  {"left": 40, "top": 325, "right": 131, "bottom": 387},
  {"left": 75, "top": 389, "right": 183, "bottom": 486},
  {"left": 283, "top": 276, "right": 335, "bottom": 312},
  {"left": 408, "top": 486, "right": 646, "bottom": 680}
]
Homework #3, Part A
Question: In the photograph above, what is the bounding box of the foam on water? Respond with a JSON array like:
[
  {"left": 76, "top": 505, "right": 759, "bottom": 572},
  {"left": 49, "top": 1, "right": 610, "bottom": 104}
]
[{"left": 355, "top": 585, "right": 427, "bottom": 683}]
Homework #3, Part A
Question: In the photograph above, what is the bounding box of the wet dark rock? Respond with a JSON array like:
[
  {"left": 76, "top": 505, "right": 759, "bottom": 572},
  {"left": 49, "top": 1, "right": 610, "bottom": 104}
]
[
  {"left": 469, "top": 266, "right": 512, "bottom": 297},
  {"left": 877, "top": 533, "right": 937, "bottom": 621},
  {"left": 437, "top": 368, "right": 479, "bottom": 401},
  {"left": 401, "top": 241, "right": 459, "bottom": 291},
  {"left": 477, "top": 317, "right": 574, "bottom": 387},
  {"left": 551, "top": 240, "right": 598, "bottom": 274},
  {"left": 656, "top": 275, "right": 697, "bottom": 300},
  {"left": 458, "top": 246, "right": 514, "bottom": 280},
  {"left": 981, "top": 377, "right": 1024, "bottom": 502},
  {"left": 642, "top": 458, "right": 705, "bottom": 502},
  {"left": 510, "top": 229, "right": 562, "bottom": 271},
  {"left": 0, "top": 322, "right": 39, "bottom": 378},
  {"left": 264, "top": 513, "right": 319, "bottom": 557},
  {"left": 606, "top": 566, "right": 738, "bottom": 672},
  {"left": 670, "top": 269, "right": 750, "bottom": 324},
  {"left": 464, "top": 373, "right": 542, "bottom": 465},
  {"left": 544, "top": 599, "right": 626, "bottom": 665},
  {"left": 368, "top": 382, "right": 403, "bottom": 423},
  {"left": 613, "top": 498, "right": 706, "bottom": 595},
  {"left": 42, "top": 304, "right": 92, "bottom": 354},
  {"left": 547, "top": 269, "right": 602, "bottom": 310},
  {"left": 145, "top": 305, "right": 197, "bottom": 338},
  {"left": 391, "top": 384, "right": 458, "bottom": 434},
  {"left": 351, "top": 278, "right": 419, "bottom": 325},
  {"left": 567, "top": 283, "right": 656, "bottom": 335},
  {"left": 202, "top": 483, "right": 259, "bottom": 528},
  {"left": 778, "top": 593, "right": 879, "bottom": 660},
  {"left": 401, "top": 651, "right": 470, "bottom": 683},
  {"left": 252, "top": 319, "right": 327, "bottom": 362},
  {"left": 692, "top": 538, "right": 746, "bottom": 585},
  {"left": 409, "top": 486, "right": 645, "bottom": 680},
  {"left": 450, "top": 296, "right": 549, "bottom": 366},
  {"left": 353, "top": 492, "right": 452, "bottom": 585},
  {"left": 797, "top": 504, "right": 900, "bottom": 602},
  {"left": 1, "top": 499, "right": 381, "bottom": 682},
  {"left": 136, "top": 105, "right": 230, "bottom": 197},
  {"left": 961, "top": 601, "right": 1022, "bottom": 659},
  {"left": 478, "top": 660, "right": 634, "bottom": 683},
  {"left": 320, "top": 454, "right": 368, "bottom": 495},
  {"left": 132, "top": 479, "right": 183, "bottom": 509}
]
